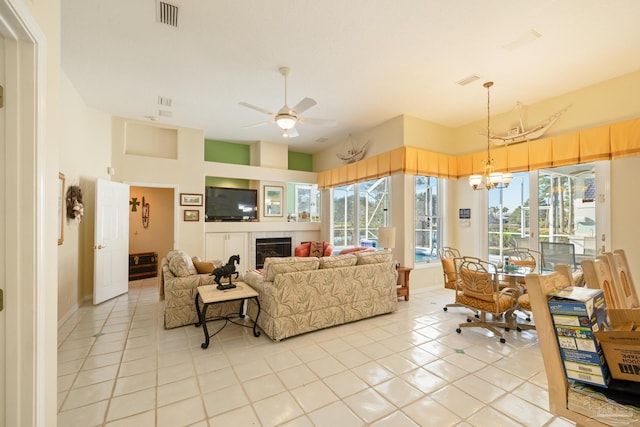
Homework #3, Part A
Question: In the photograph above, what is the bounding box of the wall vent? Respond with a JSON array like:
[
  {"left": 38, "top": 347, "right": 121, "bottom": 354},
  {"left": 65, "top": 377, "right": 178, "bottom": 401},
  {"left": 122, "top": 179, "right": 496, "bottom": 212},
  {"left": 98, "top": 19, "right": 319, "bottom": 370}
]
[
  {"left": 158, "top": 96, "right": 172, "bottom": 107},
  {"left": 157, "top": 1, "right": 179, "bottom": 27},
  {"left": 456, "top": 74, "right": 480, "bottom": 86}
]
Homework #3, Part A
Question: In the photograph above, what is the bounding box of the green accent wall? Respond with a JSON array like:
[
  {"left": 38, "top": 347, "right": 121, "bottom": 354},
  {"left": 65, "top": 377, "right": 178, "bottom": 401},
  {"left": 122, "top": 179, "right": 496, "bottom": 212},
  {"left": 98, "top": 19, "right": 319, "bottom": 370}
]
[
  {"left": 205, "top": 177, "right": 251, "bottom": 188},
  {"left": 204, "top": 139, "right": 313, "bottom": 171},
  {"left": 204, "top": 139, "right": 251, "bottom": 165},
  {"left": 288, "top": 151, "right": 313, "bottom": 172}
]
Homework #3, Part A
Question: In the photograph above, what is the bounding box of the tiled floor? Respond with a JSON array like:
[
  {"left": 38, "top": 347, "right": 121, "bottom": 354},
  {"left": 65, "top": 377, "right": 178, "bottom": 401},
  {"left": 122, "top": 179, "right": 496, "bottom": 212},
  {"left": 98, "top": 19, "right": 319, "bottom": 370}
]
[{"left": 57, "top": 278, "right": 575, "bottom": 427}]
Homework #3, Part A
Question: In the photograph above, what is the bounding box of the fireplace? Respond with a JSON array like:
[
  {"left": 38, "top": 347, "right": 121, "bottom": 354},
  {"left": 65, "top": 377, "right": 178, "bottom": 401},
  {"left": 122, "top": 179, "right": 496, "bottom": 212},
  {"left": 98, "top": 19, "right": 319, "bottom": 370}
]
[{"left": 255, "top": 237, "right": 292, "bottom": 269}]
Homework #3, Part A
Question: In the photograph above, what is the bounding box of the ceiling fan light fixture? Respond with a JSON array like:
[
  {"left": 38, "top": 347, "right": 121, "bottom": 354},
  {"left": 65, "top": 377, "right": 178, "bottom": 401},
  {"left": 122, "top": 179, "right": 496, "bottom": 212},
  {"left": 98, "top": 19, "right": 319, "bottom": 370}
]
[{"left": 276, "top": 113, "right": 296, "bottom": 130}]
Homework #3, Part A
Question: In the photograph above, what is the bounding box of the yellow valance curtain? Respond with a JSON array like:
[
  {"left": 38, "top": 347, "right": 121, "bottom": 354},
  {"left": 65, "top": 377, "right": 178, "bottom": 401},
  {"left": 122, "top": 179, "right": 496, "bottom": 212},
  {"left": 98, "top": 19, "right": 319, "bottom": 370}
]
[
  {"left": 610, "top": 118, "right": 640, "bottom": 159},
  {"left": 551, "top": 132, "right": 580, "bottom": 166},
  {"left": 317, "top": 117, "right": 640, "bottom": 189}
]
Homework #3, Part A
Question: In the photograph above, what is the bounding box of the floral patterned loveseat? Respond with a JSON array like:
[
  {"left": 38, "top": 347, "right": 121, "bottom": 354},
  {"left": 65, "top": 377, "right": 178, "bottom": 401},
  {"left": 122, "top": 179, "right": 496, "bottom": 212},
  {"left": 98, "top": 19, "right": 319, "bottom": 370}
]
[
  {"left": 244, "top": 250, "right": 398, "bottom": 341},
  {"left": 161, "top": 250, "right": 242, "bottom": 329}
]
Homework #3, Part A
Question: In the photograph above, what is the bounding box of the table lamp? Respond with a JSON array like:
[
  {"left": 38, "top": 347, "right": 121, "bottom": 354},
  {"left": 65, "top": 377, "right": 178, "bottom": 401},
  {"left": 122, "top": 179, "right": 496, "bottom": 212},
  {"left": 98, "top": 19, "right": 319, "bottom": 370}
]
[{"left": 378, "top": 227, "right": 396, "bottom": 251}]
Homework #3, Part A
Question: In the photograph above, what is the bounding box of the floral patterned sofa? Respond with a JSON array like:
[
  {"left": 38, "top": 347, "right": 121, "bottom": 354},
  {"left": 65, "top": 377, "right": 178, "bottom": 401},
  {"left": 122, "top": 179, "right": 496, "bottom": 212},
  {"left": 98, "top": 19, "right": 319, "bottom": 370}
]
[
  {"left": 243, "top": 250, "right": 398, "bottom": 341},
  {"left": 161, "top": 250, "right": 242, "bottom": 329}
]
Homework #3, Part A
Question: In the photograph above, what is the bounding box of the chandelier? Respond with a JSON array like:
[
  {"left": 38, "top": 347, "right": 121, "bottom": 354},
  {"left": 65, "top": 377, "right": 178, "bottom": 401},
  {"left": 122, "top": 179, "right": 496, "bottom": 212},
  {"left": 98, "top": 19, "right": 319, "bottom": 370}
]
[{"left": 469, "top": 82, "right": 512, "bottom": 190}]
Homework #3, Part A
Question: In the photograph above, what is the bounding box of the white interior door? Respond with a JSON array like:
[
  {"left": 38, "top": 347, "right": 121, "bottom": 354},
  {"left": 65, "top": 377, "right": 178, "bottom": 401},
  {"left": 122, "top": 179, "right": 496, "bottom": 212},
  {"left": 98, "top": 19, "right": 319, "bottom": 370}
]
[{"left": 94, "top": 179, "right": 130, "bottom": 304}]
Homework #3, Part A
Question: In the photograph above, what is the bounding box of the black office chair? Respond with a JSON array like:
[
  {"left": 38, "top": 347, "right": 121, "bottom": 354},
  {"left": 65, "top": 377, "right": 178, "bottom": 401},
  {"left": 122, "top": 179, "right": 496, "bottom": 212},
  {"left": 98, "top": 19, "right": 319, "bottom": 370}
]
[{"left": 540, "top": 242, "right": 577, "bottom": 271}]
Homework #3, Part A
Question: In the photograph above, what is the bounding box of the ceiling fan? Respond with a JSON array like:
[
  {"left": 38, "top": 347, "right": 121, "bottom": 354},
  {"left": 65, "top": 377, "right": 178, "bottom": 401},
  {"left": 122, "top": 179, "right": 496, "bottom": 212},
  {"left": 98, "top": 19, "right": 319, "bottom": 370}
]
[{"left": 239, "top": 66, "right": 337, "bottom": 138}]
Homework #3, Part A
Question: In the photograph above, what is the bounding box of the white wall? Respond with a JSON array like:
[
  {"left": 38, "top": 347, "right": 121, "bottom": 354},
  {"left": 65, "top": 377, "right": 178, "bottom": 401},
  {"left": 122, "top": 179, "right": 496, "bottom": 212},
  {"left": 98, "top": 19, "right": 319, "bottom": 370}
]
[
  {"left": 314, "top": 115, "right": 405, "bottom": 171},
  {"left": 610, "top": 156, "right": 640, "bottom": 286},
  {"left": 112, "top": 117, "right": 320, "bottom": 261},
  {"left": 59, "top": 71, "right": 112, "bottom": 320}
]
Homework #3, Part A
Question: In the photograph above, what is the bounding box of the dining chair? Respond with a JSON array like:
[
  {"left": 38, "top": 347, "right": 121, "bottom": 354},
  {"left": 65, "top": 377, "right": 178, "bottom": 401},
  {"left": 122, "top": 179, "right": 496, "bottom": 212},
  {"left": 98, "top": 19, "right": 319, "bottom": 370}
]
[
  {"left": 504, "top": 247, "right": 541, "bottom": 326},
  {"left": 581, "top": 256, "right": 621, "bottom": 308},
  {"left": 605, "top": 249, "right": 639, "bottom": 309},
  {"left": 584, "top": 249, "right": 639, "bottom": 309},
  {"left": 506, "top": 247, "right": 540, "bottom": 274},
  {"left": 525, "top": 265, "right": 582, "bottom": 421},
  {"left": 454, "top": 257, "right": 518, "bottom": 343},
  {"left": 540, "top": 241, "right": 577, "bottom": 271},
  {"left": 439, "top": 247, "right": 466, "bottom": 312}
]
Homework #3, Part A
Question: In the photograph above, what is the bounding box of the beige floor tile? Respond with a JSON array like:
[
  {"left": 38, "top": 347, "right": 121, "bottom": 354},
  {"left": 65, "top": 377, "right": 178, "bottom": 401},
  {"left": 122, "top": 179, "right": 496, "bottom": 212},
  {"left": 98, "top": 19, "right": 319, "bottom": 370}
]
[
  {"left": 106, "top": 388, "right": 156, "bottom": 421},
  {"left": 113, "top": 370, "right": 156, "bottom": 396},
  {"left": 373, "top": 377, "right": 424, "bottom": 407},
  {"left": 403, "top": 397, "right": 461, "bottom": 427},
  {"left": 308, "top": 401, "right": 364, "bottom": 427},
  {"left": 252, "top": 391, "right": 304, "bottom": 427},
  {"left": 242, "top": 372, "right": 286, "bottom": 402},
  {"left": 344, "top": 388, "right": 396, "bottom": 424},
  {"left": 57, "top": 400, "right": 109, "bottom": 427},
  {"left": 291, "top": 380, "right": 339, "bottom": 412},
  {"left": 157, "top": 396, "right": 206, "bottom": 427},
  {"left": 57, "top": 284, "right": 570, "bottom": 427}
]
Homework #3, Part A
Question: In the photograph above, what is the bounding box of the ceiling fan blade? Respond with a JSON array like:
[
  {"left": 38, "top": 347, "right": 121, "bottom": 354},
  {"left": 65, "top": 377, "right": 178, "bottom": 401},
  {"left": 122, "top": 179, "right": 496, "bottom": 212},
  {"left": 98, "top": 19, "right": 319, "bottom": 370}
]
[
  {"left": 238, "top": 102, "right": 275, "bottom": 116},
  {"left": 285, "top": 127, "right": 299, "bottom": 138},
  {"left": 242, "top": 119, "right": 274, "bottom": 129},
  {"left": 291, "top": 97, "right": 317, "bottom": 115},
  {"left": 298, "top": 117, "right": 337, "bottom": 127}
]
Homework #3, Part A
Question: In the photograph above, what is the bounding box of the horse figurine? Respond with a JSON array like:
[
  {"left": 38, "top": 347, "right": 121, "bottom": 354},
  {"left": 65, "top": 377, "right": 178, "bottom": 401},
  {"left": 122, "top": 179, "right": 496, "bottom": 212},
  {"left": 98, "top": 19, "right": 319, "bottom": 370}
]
[{"left": 212, "top": 254, "right": 240, "bottom": 290}]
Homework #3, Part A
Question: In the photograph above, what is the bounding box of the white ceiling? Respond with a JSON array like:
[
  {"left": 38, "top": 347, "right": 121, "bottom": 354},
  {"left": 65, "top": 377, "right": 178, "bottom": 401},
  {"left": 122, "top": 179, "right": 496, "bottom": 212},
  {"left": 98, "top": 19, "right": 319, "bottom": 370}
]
[{"left": 61, "top": 0, "right": 640, "bottom": 153}]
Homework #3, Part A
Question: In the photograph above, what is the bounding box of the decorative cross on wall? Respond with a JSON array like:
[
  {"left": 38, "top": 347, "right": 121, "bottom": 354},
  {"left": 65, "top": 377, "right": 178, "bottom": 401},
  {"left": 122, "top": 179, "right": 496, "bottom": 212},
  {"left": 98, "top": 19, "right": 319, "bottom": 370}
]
[{"left": 130, "top": 197, "right": 140, "bottom": 212}]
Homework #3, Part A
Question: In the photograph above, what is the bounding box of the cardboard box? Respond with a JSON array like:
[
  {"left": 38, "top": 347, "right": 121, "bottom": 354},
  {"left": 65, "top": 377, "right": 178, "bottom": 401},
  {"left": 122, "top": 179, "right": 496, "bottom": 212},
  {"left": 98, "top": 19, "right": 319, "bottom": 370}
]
[
  {"left": 548, "top": 286, "right": 611, "bottom": 387},
  {"left": 595, "top": 308, "right": 640, "bottom": 383}
]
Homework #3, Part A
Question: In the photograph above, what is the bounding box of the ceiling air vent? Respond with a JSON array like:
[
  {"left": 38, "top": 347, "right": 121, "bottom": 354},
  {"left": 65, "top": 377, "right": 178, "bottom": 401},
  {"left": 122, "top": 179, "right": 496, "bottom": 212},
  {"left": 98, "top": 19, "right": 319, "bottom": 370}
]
[
  {"left": 157, "top": 1, "right": 179, "bottom": 28},
  {"left": 158, "top": 96, "right": 172, "bottom": 107},
  {"left": 456, "top": 74, "right": 480, "bottom": 86}
]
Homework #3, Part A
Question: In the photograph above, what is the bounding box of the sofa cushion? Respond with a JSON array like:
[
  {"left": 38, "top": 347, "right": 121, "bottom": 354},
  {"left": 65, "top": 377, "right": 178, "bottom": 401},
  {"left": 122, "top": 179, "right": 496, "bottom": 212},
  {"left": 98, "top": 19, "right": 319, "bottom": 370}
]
[
  {"left": 319, "top": 254, "right": 357, "bottom": 269},
  {"left": 294, "top": 241, "right": 334, "bottom": 257},
  {"left": 339, "top": 246, "right": 376, "bottom": 255},
  {"left": 167, "top": 250, "right": 197, "bottom": 277},
  {"left": 309, "top": 241, "right": 324, "bottom": 257},
  {"left": 355, "top": 249, "right": 392, "bottom": 265},
  {"left": 263, "top": 256, "right": 320, "bottom": 281},
  {"left": 191, "top": 257, "right": 223, "bottom": 274}
]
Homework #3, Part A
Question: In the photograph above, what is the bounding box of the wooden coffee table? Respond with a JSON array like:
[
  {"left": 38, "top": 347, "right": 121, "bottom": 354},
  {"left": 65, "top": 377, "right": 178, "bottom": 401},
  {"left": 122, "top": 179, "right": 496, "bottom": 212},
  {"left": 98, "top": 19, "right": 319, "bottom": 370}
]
[{"left": 194, "top": 282, "right": 261, "bottom": 349}]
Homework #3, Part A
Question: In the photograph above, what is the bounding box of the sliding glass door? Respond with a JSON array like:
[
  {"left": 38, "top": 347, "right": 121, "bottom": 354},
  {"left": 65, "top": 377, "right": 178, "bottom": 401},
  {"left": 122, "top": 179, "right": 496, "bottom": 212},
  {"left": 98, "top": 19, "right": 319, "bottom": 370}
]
[
  {"left": 538, "top": 163, "right": 596, "bottom": 267},
  {"left": 487, "top": 172, "right": 530, "bottom": 264}
]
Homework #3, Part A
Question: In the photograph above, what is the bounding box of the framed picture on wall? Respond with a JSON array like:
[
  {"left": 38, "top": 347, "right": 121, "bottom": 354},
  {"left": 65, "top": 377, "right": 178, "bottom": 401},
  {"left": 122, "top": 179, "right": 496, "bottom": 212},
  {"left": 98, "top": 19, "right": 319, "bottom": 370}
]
[
  {"left": 180, "top": 193, "right": 203, "bottom": 206},
  {"left": 264, "top": 186, "right": 283, "bottom": 217},
  {"left": 183, "top": 210, "right": 199, "bottom": 221}
]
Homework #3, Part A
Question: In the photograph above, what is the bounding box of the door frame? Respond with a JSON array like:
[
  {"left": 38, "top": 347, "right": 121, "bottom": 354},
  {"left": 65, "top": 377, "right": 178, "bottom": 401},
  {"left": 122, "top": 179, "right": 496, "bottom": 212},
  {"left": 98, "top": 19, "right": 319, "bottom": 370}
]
[
  {"left": 0, "top": 0, "right": 51, "bottom": 425},
  {"left": 126, "top": 182, "right": 180, "bottom": 250}
]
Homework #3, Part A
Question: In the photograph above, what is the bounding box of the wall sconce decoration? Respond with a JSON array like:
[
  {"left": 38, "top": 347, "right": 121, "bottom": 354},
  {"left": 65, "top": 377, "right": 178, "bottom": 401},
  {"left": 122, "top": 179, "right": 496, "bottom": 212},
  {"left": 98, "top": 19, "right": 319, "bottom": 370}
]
[
  {"left": 66, "top": 185, "right": 84, "bottom": 224},
  {"left": 142, "top": 197, "right": 150, "bottom": 228},
  {"left": 130, "top": 197, "right": 140, "bottom": 212}
]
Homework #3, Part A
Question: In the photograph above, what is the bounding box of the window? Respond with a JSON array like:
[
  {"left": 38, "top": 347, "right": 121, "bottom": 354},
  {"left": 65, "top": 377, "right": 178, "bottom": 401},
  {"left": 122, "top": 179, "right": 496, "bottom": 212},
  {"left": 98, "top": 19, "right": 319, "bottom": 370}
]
[
  {"left": 332, "top": 178, "right": 389, "bottom": 251},
  {"left": 487, "top": 172, "right": 530, "bottom": 264},
  {"left": 415, "top": 176, "right": 439, "bottom": 263},
  {"left": 293, "top": 183, "right": 320, "bottom": 222}
]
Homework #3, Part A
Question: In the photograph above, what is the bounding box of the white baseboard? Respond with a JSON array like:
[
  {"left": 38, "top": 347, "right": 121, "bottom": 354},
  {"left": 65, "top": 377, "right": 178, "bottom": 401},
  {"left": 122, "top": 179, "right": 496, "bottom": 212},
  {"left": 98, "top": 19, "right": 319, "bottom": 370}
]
[{"left": 57, "top": 302, "right": 79, "bottom": 329}]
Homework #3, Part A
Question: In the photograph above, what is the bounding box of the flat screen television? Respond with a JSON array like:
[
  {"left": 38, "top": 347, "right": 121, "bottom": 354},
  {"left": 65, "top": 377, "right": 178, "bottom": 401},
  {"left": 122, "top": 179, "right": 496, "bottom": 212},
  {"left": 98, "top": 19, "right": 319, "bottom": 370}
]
[{"left": 205, "top": 186, "right": 257, "bottom": 221}]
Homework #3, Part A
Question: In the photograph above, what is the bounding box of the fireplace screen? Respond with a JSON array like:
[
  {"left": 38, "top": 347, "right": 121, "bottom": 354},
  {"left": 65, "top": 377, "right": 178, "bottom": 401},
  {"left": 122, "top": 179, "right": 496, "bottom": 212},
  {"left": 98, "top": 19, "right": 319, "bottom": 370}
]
[{"left": 255, "top": 237, "right": 292, "bottom": 269}]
